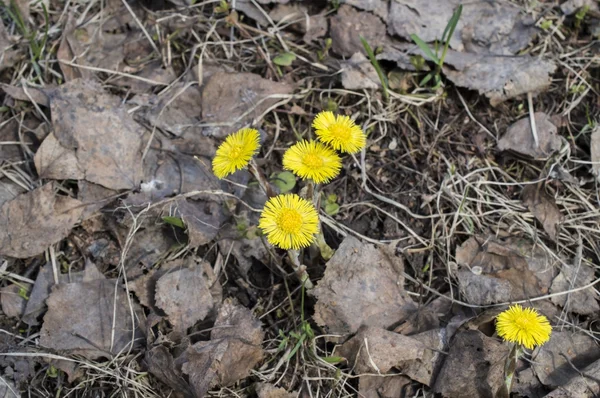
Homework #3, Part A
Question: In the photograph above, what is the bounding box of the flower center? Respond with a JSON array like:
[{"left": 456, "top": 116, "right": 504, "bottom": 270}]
[
  {"left": 515, "top": 317, "right": 530, "bottom": 331},
  {"left": 329, "top": 123, "right": 352, "bottom": 141},
  {"left": 277, "top": 209, "right": 303, "bottom": 234},
  {"left": 302, "top": 153, "right": 324, "bottom": 168},
  {"left": 228, "top": 145, "right": 243, "bottom": 160}
]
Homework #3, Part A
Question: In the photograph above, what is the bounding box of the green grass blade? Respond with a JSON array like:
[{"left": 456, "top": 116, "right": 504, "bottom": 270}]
[
  {"left": 360, "top": 36, "right": 389, "bottom": 101},
  {"left": 439, "top": 4, "right": 463, "bottom": 65},
  {"left": 410, "top": 34, "right": 440, "bottom": 64}
]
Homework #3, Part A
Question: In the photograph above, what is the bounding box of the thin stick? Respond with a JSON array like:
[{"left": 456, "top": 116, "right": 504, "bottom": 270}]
[{"left": 527, "top": 92, "right": 539, "bottom": 148}]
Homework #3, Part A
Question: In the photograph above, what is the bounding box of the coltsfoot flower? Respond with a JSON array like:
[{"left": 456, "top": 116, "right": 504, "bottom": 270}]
[
  {"left": 496, "top": 304, "right": 552, "bottom": 350},
  {"left": 212, "top": 128, "right": 260, "bottom": 179},
  {"left": 312, "top": 111, "right": 366, "bottom": 154},
  {"left": 258, "top": 194, "right": 319, "bottom": 250},
  {"left": 282, "top": 140, "right": 342, "bottom": 184}
]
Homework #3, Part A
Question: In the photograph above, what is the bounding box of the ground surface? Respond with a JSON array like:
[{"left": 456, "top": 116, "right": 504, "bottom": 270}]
[{"left": 0, "top": 0, "right": 599, "bottom": 397}]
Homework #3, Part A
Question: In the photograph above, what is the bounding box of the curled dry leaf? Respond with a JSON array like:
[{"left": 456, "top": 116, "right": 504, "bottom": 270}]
[
  {"left": 40, "top": 279, "right": 143, "bottom": 359},
  {"left": 341, "top": 52, "right": 381, "bottom": 90},
  {"left": 201, "top": 72, "right": 292, "bottom": 138},
  {"left": 521, "top": 183, "right": 563, "bottom": 242},
  {"left": 0, "top": 183, "right": 83, "bottom": 259},
  {"left": 313, "top": 236, "right": 416, "bottom": 336},
  {"left": 330, "top": 5, "right": 386, "bottom": 58},
  {"left": 454, "top": 236, "right": 557, "bottom": 305},
  {"left": 433, "top": 330, "right": 509, "bottom": 398},
  {"left": 550, "top": 262, "right": 599, "bottom": 315},
  {"left": 180, "top": 299, "right": 264, "bottom": 397},
  {"left": 532, "top": 331, "right": 600, "bottom": 387},
  {"left": 498, "top": 112, "right": 562, "bottom": 159}
]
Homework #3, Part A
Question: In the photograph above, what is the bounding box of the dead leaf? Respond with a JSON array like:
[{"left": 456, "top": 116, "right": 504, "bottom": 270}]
[
  {"left": 454, "top": 236, "right": 557, "bottom": 305},
  {"left": 34, "top": 132, "right": 84, "bottom": 181},
  {"left": 358, "top": 375, "right": 413, "bottom": 398},
  {"left": 40, "top": 278, "right": 142, "bottom": 359},
  {"left": 522, "top": 183, "right": 563, "bottom": 241},
  {"left": 388, "top": 0, "right": 536, "bottom": 55},
  {"left": 155, "top": 265, "right": 215, "bottom": 332},
  {"left": 256, "top": 383, "right": 297, "bottom": 398},
  {"left": 512, "top": 367, "right": 546, "bottom": 398},
  {"left": 341, "top": 52, "right": 381, "bottom": 90},
  {"left": 218, "top": 225, "right": 270, "bottom": 278},
  {"left": 77, "top": 181, "right": 118, "bottom": 220},
  {"left": 201, "top": 72, "right": 292, "bottom": 138},
  {"left": 0, "top": 376, "right": 19, "bottom": 398},
  {"left": 532, "top": 331, "right": 600, "bottom": 388},
  {"left": 498, "top": 112, "right": 562, "bottom": 159},
  {"left": 544, "top": 358, "right": 600, "bottom": 397},
  {"left": 0, "top": 183, "right": 84, "bottom": 258},
  {"left": 340, "top": 0, "right": 388, "bottom": 19},
  {"left": 0, "top": 120, "right": 26, "bottom": 163},
  {"left": 1, "top": 84, "right": 49, "bottom": 107},
  {"left": 550, "top": 263, "right": 599, "bottom": 315},
  {"left": 590, "top": 125, "right": 600, "bottom": 179},
  {"left": 561, "top": 0, "right": 600, "bottom": 15},
  {"left": 337, "top": 326, "right": 425, "bottom": 374},
  {"left": 37, "top": 80, "right": 145, "bottom": 190},
  {"left": 313, "top": 236, "right": 416, "bottom": 336},
  {"left": 173, "top": 199, "right": 223, "bottom": 248},
  {"left": 399, "top": 328, "right": 447, "bottom": 386},
  {"left": 330, "top": 5, "right": 386, "bottom": 58},
  {"left": 236, "top": 0, "right": 271, "bottom": 26},
  {"left": 145, "top": 345, "right": 194, "bottom": 397},
  {"left": 269, "top": 4, "right": 328, "bottom": 42},
  {"left": 0, "top": 20, "right": 20, "bottom": 72},
  {"left": 22, "top": 261, "right": 105, "bottom": 326},
  {"left": 0, "top": 284, "right": 29, "bottom": 319},
  {"left": 0, "top": 180, "right": 25, "bottom": 208},
  {"left": 433, "top": 330, "right": 509, "bottom": 398},
  {"left": 180, "top": 299, "right": 264, "bottom": 397}
]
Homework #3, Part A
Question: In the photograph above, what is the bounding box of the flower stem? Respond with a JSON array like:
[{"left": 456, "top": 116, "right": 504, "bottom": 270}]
[
  {"left": 287, "top": 249, "right": 314, "bottom": 289},
  {"left": 501, "top": 343, "right": 521, "bottom": 396},
  {"left": 248, "top": 159, "right": 276, "bottom": 198},
  {"left": 307, "top": 182, "right": 335, "bottom": 260}
]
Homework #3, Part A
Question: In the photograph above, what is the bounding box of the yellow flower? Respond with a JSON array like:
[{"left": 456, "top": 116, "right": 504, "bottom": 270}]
[
  {"left": 258, "top": 194, "right": 319, "bottom": 250},
  {"left": 282, "top": 140, "right": 342, "bottom": 184},
  {"left": 496, "top": 304, "right": 552, "bottom": 350},
  {"left": 212, "top": 128, "right": 260, "bottom": 179},
  {"left": 312, "top": 111, "right": 366, "bottom": 154}
]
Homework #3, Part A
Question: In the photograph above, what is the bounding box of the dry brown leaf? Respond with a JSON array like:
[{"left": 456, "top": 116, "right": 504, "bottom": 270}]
[
  {"left": 0, "top": 183, "right": 83, "bottom": 259},
  {"left": 77, "top": 181, "right": 118, "bottom": 220},
  {"left": 341, "top": 52, "right": 381, "bottom": 90},
  {"left": 561, "top": 0, "right": 600, "bottom": 15},
  {"left": 269, "top": 4, "right": 328, "bottom": 42},
  {"left": 522, "top": 183, "right": 563, "bottom": 241},
  {"left": 399, "top": 328, "right": 446, "bottom": 386},
  {"left": 590, "top": 125, "right": 600, "bottom": 179},
  {"left": 37, "top": 80, "right": 145, "bottom": 190},
  {"left": 180, "top": 300, "right": 264, "bottom": 397},
  {"left": 340, "top": 0, "right": 387, "bottom": 19},
  {"left": 173, "top": 199, "right": 223, "bottom": 248},
  {"left": 330, "top": 5, "right": 386, "bottom": 58},
  {"left": 0, "top": 20, "right": 20, "bottom": 72},
  {"left": 433, "top": 330, "right": 509, "bottom": 398},
  {"left": 359, "top": 375, "right": 413, "bottom": 398},
  {"left": 337, "top": 326, "right": 425, "bottom": 374},
  {"left": 0, "top": 84, "right": 49, "bottom": 106},
  {"left": 218, "top": 225, "right": 270, "bottom": 278},
  {"left": 155, "top": 266, "right": 215, "bottom": 332},
  {"left": 550, "top": 263, "right": 599, "bottom": 315},
  {"left": 532, "top": 331, "right": 600, "bottom": 388},
  {"left": 201, "top": 72, "right": 292, "bottom": 138},
  {"left": 145, "top": 345, "right": 195, "bottom": 396},
  {"left": 454, "top": 236, "right": 558, "bottom": 305},
  {"left": 40, "top": 279, "right": 142, "bottom": 359},
  {"left": 498, "top": 113, "right": 562, "bottom": 159},
  {"left": 0, "top": 180, "right": 25, "bottom": 208},
  {"left": 313, "top": 237, "right": 416, "bottom": 336},
  {"left": 256, "top": 383, "right": 297, "bottom": 398},
  {"left": 0, "top": 120, "right": 27, "bottom": 163},
  {"left": 512, "top": 367, "right": 545, "bottom": 398},
  {"left": 34, "top": 132, "right": 84, "bottom": 181},
  {"left": 388, "top": 0, "right": 536, "bottom": 55},
  {"left": 0, "top": 284, "right": 29, "bottom": 319},
  {"left": 544, "top": 358, "right": 600, "bottom": 397}
]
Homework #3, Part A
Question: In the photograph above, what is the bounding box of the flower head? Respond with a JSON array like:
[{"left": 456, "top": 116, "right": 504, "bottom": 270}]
[
  {"left": 496, "top": 304, "right": 552, "bottom": 350},
  {"left": 312, "top": 111, "right": 366, "bottom": 154},
  {"left": 283, "top": 140, "right": 342, "bottom": 184},
  {"left": 212, "top": 128, "right": 260, "bottom": 179},
  {"left": 258, "top": 194, "right": 319, "bottom": 250}
]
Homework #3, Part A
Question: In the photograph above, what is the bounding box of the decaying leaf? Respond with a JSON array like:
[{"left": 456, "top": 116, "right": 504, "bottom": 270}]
[
  {"left": 550, "top": 263, "right": 599, "bottom": 315},
  {"left": 77, "top": 181, "right": 118, "bottom": 220},
  {"left": 388, "top": 0, "right": 536, "bottom": 55},
  {"left": 269, "top": 4, "right": 328, "bottom": 42},
  {"left": 522, "top": 183, "right": 563, "bottom": 241},
  {"left": 0, "top": 376, "right": 19, "bottom": 398},
  {"left": 1, "top": 84, "right": 49, "bottom": 107},
  {"left": 544, "top": 358, "right": 600, "bottom": 397},
  {"left": 0, "top": 183, "right": 83, "bottom": 259},
  {"left": 0, "top": 20, "right": 19, "bottom": 72},
  {"left": 341, "top": 52, "right": 381, "bottom": 90},
  {"left": 218, "top": 225, "right": 270, "bottom": 278},
  {"left": 0, "top": 180, "right": 25, "bottom": 208},
  {"left": 340, "top": 0, "right": 388, "bottom": 19},
  {"left": 590, "top": 125, "right": 600, "bottom": 179},
  {"left": 359, "top": 375, "right": 413, "bottom": 398},
  {"left": 330, "top": 5, "right": 386, "bottom": 58},
  {"left": 498, "top": 112, "right": 562, "bottom": 159},
  {"left": 256, "top": 383, "right": 297, "bottom": 398},
  {"left": 40, "top": 278, "right": 142, "bottom": 359},
  {"left": 145, "top": 345, "right": 195, "bottom": 396},
  {"left": 35, "top": 80, "right": 145, "bottom": 190},
  {"left": 0, "top": 284, "right": 29, "bottom": 319},
  {"left": 201, "top": 72, "right": 292, "bottom": 138},
  {"left": 433, "top": 330, "right": 509, "bottom": 398},
  {"left": 172, "top": 199, "right": 223, "bottom": 248},
  {"left": 337, "top": 326, "right": 425, "bottom": 374},
  {"left": 561, "top": 0, "right": 600, "bottom": 16},
  {"left": 532, "top": 331, "right": 600, "bottom": 388},
  {"left": 155, "top": 264, "right": 216, "bottom": 332},
  {"left": 180, "top": 300, "right": 264, "bottom": 397},
  {"left": 454, "top": 236, "right": 557, "bottom": 305},
  {"left": 399, "top": 328, "right": 447, "bottom": 386},
  {"left": 313, "top": 236, "right": 416, "bottom": 336}
]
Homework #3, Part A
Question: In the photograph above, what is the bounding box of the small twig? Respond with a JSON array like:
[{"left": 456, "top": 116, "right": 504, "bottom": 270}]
[{"left": 248, "top": 159, "right": 277, "bottom": 198}]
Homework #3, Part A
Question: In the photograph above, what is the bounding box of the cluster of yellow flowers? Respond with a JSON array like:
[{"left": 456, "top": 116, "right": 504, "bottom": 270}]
[{"left": 211, "top": 111, "right": 366, "bottom": 250}]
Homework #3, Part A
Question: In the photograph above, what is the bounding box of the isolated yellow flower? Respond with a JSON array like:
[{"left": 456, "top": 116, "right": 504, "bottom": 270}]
[
  {"left": 283, "top": 140, "right": 342, "bottom": 184},
  {"left": 496, "top": 304, "right": 552, "bottom": 350},
  {"left": 312, "top": 111, "right": 366, "bottom": 154},
  {"left": 212, "top": 128, "right": 260, "bottom": 179},
  {"left": 258, "top": 194, "right": 319, "bottom": 250}
]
